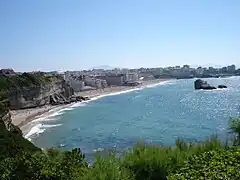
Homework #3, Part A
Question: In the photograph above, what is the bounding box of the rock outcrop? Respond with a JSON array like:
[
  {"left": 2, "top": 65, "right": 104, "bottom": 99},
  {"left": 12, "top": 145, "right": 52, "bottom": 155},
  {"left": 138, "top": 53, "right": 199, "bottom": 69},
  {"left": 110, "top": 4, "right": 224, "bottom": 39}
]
[
  {"left": 1, "top": 110, "right": 22, "bottom": 135},
  {"left": 194, "top": 79, "right": 227, "bottom": 90},
  {"left": 0, "top": 110, "right": 40, "bottom": 159},
  {"left": 194, "top": 79, "right": 216, "bottom": 90},
  {"left": 8, "top": 79, "right": 74, "bottom": 109},
  {"left": 218, "top": 85, "right": 227, "bottom": 89}
]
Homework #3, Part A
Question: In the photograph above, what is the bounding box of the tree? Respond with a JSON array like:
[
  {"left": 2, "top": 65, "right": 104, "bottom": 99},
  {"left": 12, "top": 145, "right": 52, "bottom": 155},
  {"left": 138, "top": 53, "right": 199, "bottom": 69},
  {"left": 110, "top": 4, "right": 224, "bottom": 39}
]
[{"left": 229, "top": 117, "right": 240, "bottom": 145}]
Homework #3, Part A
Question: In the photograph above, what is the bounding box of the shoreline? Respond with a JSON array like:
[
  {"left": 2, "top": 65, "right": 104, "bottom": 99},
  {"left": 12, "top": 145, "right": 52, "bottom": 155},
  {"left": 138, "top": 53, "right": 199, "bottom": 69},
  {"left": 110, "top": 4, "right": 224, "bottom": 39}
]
[{"left": 11, "top": 78, "right": 173, "bottom": 136}]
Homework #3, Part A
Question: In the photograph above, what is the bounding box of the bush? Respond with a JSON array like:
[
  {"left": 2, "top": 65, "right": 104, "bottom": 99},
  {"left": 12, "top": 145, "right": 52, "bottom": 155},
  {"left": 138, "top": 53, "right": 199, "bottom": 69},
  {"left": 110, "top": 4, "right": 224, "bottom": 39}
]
[
  {"left": 0, "top": 121, "right": 40, "bottom": 160},
  {"left": 0, "top": 135, "right": 236, "bottom": 180},
  {"left": 0, "top": 148, "right": 88, "bottom": 180},
  {"left": 229, "top": 117, "right": 240, "bottom": 145},
  {"left": 83, "top": 154, "right": 134, "bottom": 180},
  {"left": 121, "top": 136, "right": 223, "bottom": 180},
  {"left": 168, "top": 147, "right": 240, "bottom": 180}
]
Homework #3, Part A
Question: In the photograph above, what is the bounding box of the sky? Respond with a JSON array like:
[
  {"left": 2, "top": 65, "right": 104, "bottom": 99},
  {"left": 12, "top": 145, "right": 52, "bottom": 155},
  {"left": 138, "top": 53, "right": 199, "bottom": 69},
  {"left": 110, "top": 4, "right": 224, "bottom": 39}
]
[{"left": 0, "top": 0, "right": 239, "bottom": 72}]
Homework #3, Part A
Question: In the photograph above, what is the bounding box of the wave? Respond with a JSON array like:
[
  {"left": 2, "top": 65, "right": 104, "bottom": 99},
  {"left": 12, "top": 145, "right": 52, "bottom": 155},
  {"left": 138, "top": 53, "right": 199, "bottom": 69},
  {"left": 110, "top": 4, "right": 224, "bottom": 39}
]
[
  {"left": 32, "top": 112, "right": 63, "bottom": 123},
  {"left": 25, "top": 80, "right": 172, "bottom": 140},
  {"left": 70, "top": 102, "right": 87, "bottom": 108},
  {"left": 32, "top": 107, "right": 75, "bottom": 123},
  {"left": 145, "top": 81, "right": 173, "bottom": 88},
  {"left": 24, "top": 123, "right": 62, "bottom": 140},
  {"left": 59, "top": 107, "right": 74, "bottom": 112},
  {"left": 34, "top": 81, "right": 172, "bottom": 123}
]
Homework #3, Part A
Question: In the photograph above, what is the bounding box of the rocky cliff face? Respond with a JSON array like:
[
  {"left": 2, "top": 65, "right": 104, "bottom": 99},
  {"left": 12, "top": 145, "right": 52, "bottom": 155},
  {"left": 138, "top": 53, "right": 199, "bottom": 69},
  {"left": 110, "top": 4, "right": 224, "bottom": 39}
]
[
  {"left": 0, "top": 110, "right": 40, "bottom": 159},
  {"left": 8, "top": 79, "right": 74, "bottom": 109},
  {"left": 1, "top": 110, "right": 22, "bottom": 134}
]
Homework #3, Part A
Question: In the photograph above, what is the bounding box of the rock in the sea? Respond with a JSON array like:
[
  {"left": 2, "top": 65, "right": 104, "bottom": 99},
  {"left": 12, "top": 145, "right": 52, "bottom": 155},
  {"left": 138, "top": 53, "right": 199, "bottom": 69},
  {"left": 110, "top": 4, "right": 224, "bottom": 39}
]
[
  {"left": 76, "top": 96, "right": 90, "bottom": 101},
  {"left": 218, "top": 85, "right": 227, "bottom": 89},
  {"left": 194, "top": 79, "right": 216, "bottom": 90}
]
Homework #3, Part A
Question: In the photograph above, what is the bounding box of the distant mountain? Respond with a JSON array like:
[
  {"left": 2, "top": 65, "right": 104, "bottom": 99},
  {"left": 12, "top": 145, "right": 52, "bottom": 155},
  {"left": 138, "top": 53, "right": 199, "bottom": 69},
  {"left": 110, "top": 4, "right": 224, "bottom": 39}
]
[{"left": 89, "top": 65, "right": 117, "bottom": 70}]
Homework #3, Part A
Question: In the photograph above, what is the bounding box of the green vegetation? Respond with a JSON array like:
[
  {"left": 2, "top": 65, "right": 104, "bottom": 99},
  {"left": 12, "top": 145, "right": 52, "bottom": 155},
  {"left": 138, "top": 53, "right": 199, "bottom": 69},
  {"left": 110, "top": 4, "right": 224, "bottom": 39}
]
[
  {"left": 1, "top": 131, "right": 240, "bottom": 180},
  {"left": 0, "top": 137, "right": 225, "bottom": 180},
  {"left": 229, "top": 117, "right": 240, "bottom": 145},
  {"left": 0, "top": 72, "right": 59, "bottom": 90},
  {"left": 0, "top": 120, "right": 40, "bottom": 160},
  {"left": 168, "top": 147, "right": 240, "bottom": 179},
  {"left": 122, "top": 136, "right": 223, "bottom": 180},
  {"left": 0, "top": 72, "right": 61, "bottom": 102}
]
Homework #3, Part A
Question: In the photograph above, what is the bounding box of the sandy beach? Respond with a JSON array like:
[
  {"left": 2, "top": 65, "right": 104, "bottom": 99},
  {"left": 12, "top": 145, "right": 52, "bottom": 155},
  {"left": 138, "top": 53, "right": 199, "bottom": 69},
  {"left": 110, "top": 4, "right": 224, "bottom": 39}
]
[{"left": 11, "top": 78, "right": 172, "bottom": 131}]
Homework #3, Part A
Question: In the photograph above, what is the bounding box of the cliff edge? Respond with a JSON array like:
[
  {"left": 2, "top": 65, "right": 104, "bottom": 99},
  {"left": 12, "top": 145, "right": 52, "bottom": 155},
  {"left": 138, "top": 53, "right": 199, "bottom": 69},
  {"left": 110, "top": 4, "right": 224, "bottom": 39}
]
[
  {"left": 0, "top": 104, "right": 40, "bottom": 159},
  {"left": 0, "top": 72, "right": 74, "bottom": 109}
]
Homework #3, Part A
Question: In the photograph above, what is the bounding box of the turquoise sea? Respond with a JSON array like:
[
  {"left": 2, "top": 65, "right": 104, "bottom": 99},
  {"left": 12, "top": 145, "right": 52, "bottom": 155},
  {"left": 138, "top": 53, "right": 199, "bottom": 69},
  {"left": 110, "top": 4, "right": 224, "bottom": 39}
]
[{"left": 27, "top": 77, "right": 240, "bottom": 161}]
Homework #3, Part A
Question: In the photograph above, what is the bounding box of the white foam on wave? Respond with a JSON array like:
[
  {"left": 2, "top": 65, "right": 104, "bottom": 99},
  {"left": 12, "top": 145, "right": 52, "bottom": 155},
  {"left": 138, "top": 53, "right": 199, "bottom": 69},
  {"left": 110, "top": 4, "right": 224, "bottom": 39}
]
[
  {"left": 70, "top": 102, "right": 87, "bottom": 108},
  {"left": 32, "top": 107, "right": 75, "bottom": 123},
  {"left": 145, "top": 81, "right": 173, "bottom": 88},
  {"left": 59, "top": 107, "right": 74, "bottom": 112},
  {"left": 32, "top": 112, "right": 63, "bottom": 123},
  {"left": 24, "top": 123, "right": 62, "bottom": 140},
  {"left": 25, "top": 80, "right": 173, "bottom": 140}
]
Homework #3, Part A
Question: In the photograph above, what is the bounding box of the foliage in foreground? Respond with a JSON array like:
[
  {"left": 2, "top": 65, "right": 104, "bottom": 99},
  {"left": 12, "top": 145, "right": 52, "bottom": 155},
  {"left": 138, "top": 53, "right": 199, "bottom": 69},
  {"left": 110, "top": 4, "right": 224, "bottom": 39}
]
[
  {"left": 0, "top": 148, "right": 88, "bottom": 180},
  {"left": 0, "top": 136, "right": 227, "bottom": 180},
  {"left": 122, "top": 136, "right": 223, "bottom": 180},
  {"left": 168, "top": 147, "right": 240, "bottom": 180},
  {"left": 229, "top": 117, "right": 240, "bottom": 145},
  {"left": 0, "top": 118, "right": 239, "bottom": 179},
  {"left": 0, "top": 121, "right": 40, "bottom": 160}
]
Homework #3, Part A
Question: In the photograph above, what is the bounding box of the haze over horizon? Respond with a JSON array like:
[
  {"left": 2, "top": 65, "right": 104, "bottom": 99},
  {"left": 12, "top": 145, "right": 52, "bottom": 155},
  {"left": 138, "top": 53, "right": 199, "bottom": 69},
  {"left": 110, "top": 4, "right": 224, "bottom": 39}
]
[{"left": 0, "top": 0, "right": 239, "bottom": 72}]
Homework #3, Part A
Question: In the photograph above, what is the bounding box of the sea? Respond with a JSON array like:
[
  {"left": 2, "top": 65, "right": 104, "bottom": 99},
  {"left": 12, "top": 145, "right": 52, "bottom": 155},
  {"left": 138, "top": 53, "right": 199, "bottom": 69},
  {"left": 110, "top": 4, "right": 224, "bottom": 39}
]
[{"left": 26, "top": 77, "right": 240, "bottom": 161}]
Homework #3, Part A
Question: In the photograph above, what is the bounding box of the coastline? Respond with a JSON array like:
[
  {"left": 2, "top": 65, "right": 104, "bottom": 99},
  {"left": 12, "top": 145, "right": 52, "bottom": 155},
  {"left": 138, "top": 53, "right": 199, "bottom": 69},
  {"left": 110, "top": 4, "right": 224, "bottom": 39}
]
[{"left": 11, "top": 78, "right": 173, "bottom": 136}]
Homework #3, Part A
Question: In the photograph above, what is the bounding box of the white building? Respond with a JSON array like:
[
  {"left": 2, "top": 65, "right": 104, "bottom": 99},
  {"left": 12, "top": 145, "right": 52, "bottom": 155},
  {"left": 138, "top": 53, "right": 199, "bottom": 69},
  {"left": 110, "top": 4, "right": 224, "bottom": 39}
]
[{"left": 123, "top": 73, "right": 139, "bottom": 82}]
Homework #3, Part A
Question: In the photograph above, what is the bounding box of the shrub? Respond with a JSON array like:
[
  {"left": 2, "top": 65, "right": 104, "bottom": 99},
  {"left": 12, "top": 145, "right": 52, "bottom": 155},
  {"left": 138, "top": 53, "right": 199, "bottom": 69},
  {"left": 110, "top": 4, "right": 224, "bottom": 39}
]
[
  {"left": 229, "top": 117, "right": 240, "bottom": 145},
  {"left": 168, "top": 147, "right": 240, "bottom": 180},
  {"left": 0, "top": 121, "right": 40, "bottom": 160},
  {"left": 121, "top": 136, "right": 223, "bottom": 180},
  {"left": 83, "top": 154, "right": 134, "bottom": 180},
  {"left": 0, "top": 148, "right": 88, "bottom": 180}
]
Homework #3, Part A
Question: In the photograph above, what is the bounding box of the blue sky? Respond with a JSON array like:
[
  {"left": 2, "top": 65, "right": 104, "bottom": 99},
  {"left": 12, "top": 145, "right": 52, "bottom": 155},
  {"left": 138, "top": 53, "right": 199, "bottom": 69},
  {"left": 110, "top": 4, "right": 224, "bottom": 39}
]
[{"left": 0, "top": 0, "right": 239, "bottom": 72}]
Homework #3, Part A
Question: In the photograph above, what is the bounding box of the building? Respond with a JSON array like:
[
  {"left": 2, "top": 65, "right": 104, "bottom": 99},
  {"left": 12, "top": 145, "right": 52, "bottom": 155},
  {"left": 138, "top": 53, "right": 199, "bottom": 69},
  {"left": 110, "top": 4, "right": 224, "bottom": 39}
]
[
  {"left": 227, "top": 65, "right": 236, "bottom": 73},
  {"left": 85, "top": 76, "right": 108, "bottom": 88},
  {"left": 138, "top": 72, "right": 155, "bottom": 81},
  {"left": 183, "top": 65, "right": 190, "bottom": 69},
  {"left": 196, "top": 67, "right": 204, "bottom": 76},
  {"left": 97, "top": 75, "right": 124, "bottom": 86},
  {"left": 170, "top": 69, "right": 191, "bottom": 78},
  {"left": 123, "top": 72, "right": 139, "bottom": 82}
]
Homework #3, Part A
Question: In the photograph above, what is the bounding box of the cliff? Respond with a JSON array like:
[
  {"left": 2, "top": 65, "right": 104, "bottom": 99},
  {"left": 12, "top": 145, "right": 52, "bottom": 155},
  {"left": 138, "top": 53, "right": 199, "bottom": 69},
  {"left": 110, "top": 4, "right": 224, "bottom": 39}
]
[
  {"left": 8, "top": 79, "right": 74, "bottom": 109},
  {"left": 0, "top": 73, "right": 74, "bottom": 109},
  {"left": 0, "top": 108, "right": 40, "bottom": 159}
]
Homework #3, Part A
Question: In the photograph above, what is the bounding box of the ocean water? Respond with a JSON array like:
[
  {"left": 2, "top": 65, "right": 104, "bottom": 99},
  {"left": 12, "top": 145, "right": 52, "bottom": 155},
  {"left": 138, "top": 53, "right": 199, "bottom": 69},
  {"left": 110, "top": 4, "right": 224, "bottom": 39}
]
[{"left": 29, "top": 77, "right": 240, "bottom": 160}]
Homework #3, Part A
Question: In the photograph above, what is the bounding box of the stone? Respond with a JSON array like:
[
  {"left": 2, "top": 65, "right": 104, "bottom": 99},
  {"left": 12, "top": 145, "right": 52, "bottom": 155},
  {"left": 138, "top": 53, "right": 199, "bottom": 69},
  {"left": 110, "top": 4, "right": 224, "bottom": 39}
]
[
  {"left": 76, "top": 96, "right": 90, "bottom": 101},
  {"left": 8, "top": 79, "right": 74, "bottom": 109},
  {"left": 194, "top": 79, "right": 216, "bottom": 90},
  {"left": 1, "top": 111, "right": 22, "bottom": 135},
  {"left": 218, "top": 85, "right": 227, "bottom": 89}
]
